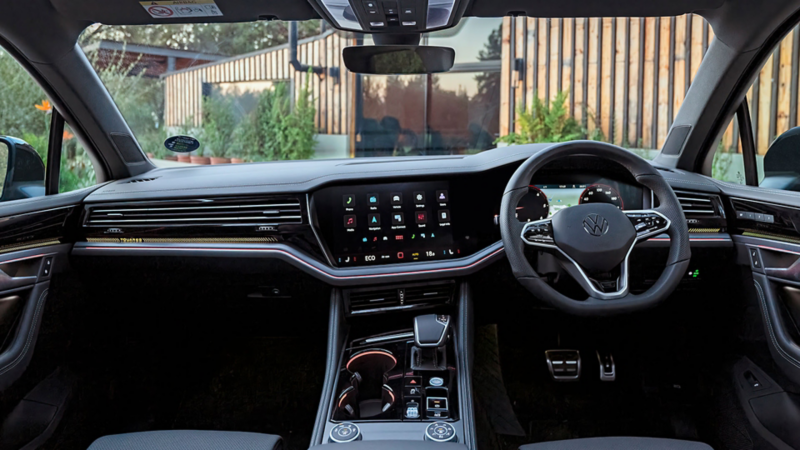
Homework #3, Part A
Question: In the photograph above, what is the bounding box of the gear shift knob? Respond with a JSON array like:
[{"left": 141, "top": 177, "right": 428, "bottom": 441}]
[{"left": 414, "top": 314, "right": 451, "bottom": 348}]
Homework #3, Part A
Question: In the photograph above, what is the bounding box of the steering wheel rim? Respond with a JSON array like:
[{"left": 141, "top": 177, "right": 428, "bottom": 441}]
[{"left": 500, "top": 141, "right": 691, "bottom": 316}]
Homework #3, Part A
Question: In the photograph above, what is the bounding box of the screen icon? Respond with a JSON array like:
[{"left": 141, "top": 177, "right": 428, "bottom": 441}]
[
  {"left": 367, "top": 193, "right": 379, "bottom": 205},
  {"left": 368, "top": 214, "right": 381, "bottom": 226},
  {"left": 397, "top": 252, "right": 404, "bottom": 259},
  {"left": 438, "top": 210, "right": 450, "bottom": 223},
  {"left": 391, "top": 193, "right": 403, "bottom": 205},
  {"left": 343, "top": 194, "right": 356, "bottom": 207},
  {"left": 413, "top": 191, "right": 426, "bottom": 203},
  {"left": 436, "top": 190, "right": 449, "bottom": 202},
  {"left": 416, "top": 211, "right": 428, "bottom": 224},
  {"left": 392, "top": 213, "right": 405, "bottom": 225},
  {"left": 344, "top": 215, "right": 357, "bottom": 227}
]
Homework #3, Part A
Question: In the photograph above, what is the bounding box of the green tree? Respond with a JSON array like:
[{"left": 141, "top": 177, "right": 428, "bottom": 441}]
[{"left": 81, "top": 21, "right": 322, "bottom": 56}]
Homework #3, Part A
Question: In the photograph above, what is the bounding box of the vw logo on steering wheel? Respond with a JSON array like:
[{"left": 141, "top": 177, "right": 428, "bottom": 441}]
[{"left": 583, "top": 213, "right": 609, "bottom": 236}]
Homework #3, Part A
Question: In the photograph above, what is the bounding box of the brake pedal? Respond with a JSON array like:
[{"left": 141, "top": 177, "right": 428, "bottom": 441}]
[
  {"left": 545, "top": 350, "right": 581, "bottom": 381},
  {"left": 596, "top": 350, "right": 616, "bottom": 381}
]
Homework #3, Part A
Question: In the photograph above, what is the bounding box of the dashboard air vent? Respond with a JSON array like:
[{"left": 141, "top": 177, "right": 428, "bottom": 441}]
[
  {"left": 348, "top": 288, "right": 401, "bottom": 313},
  {"left": 85, "top": 196, "right": 303, "bottom": 227},
  {"left": 124, "top": 177, "right": 159, "bottom": 184},
  {"left": 346, "top": 281, "right": 456, "bottom": 315},
  {"left": 404, "top": 283, "right": 455, "bottom": 305},
  {"left": 671, "top": 191, "right": 726, "bottom": 232},
  {"left": 676, "top": 192, "right": 717, "bottom": 216}
]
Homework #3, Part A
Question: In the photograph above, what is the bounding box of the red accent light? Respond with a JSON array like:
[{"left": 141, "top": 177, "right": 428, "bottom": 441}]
[
  {"left": 346, "top": 350, "right": 397, "bottom": 372},
  {"left": 397, "top": 252, "right": 404, "bottom": 259}
]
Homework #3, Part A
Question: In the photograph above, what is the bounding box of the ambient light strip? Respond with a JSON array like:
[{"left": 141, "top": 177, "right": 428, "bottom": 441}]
[{"left": 80, "top": 245, "right": 506, "bottom": 280}]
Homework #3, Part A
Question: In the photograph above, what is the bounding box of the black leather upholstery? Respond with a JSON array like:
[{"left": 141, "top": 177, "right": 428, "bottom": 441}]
[
  {"left": 519, "top": 437, "right": 712, "bottom": 450},
  {"left": 87, "top": 430, "right": 283, "bottom": 450}
]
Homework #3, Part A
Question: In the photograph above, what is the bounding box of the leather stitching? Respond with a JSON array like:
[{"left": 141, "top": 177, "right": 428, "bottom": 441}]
[
  {"left": 754, "top": 281, "right": 800, "bottom": 370},
  {"left": 0, "top": 288, "right": 48, "bottom": 376}
]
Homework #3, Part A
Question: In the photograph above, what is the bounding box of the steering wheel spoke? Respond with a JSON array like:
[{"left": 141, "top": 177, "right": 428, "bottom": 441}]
[
  {"left": 520, "top": 219, "right": 555, "bottom": 248},
  {"left": 624, "top": 210, "right": 671, "bottom": 242}
]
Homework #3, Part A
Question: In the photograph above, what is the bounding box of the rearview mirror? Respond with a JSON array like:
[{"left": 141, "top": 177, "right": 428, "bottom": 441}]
[
  {"left": 0, "top": 137, "right": 45, "bottom": 202},
  {"left": 343, "top": 46, "right": 455, "bottom": 74}
]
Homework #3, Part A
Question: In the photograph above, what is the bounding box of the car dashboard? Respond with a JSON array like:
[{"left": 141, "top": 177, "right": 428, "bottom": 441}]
[{"left": 64, "top": 146, "right": 733, "bottom": 288}]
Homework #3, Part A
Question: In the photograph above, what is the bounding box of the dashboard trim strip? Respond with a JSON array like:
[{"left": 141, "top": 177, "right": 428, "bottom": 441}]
[{"left": 73, "top": 242, "right": 506, "bottom": 283}]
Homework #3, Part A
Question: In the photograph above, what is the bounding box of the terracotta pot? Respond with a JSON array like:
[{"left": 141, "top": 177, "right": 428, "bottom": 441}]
[
  {"left": 231, "top": 158, "right": 245, "bottom": 164},
  {"left": 163, "top": 155, "right": 178, "bottom": 162},
  {"left": 210, "top": 157, "right": 231, "bottom": 165},
  {"left": 177, "top": 155, "right": 191, "bottom": 163},
  {"left": 190, "top": 156, "right": 211, "bottom": 165}
]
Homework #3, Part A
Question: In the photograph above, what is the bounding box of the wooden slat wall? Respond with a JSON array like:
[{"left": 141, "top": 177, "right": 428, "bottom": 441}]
[
  {"left": 163, "top": 32, "right": 353, "bottom": 135},
  {"left": 500, "top": 15, "right": 791, "bottom": 155}
]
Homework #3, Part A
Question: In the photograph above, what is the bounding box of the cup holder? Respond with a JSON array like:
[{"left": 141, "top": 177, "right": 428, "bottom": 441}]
[{"left": 337, "top": 348, "right": 398, "bottom": 419}]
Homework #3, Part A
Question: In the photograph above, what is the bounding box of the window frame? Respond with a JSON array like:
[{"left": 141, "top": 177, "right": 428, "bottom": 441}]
[{"left": 0, "top": 40, "right": 93, "bottom": 201}]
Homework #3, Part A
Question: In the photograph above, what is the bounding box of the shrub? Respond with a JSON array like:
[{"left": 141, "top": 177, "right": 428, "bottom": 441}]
[
  {"left": 496, "top": 90, "right": 604, "bottom": 145},
  {"left": 235, "top": 75, "right": 316, "bottom": 161},
  {"left": 202, "top": 95, "right": 236, "bottom": 158}
]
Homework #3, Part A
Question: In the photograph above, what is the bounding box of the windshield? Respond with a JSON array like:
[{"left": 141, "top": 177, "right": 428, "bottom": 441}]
[{"left": 80, "top": 16, "right": 705, "bottom": 166}]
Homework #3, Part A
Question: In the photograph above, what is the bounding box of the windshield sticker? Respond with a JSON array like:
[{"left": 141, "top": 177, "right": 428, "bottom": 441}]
[
  {"left": 164, "top": 135, "right": 201, "bottom": 153},
  {"left": 140, "top": 1, "right": 223, "bottom": 18}
]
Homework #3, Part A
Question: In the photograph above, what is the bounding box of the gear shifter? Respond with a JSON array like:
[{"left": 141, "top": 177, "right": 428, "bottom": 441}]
[{"left": 411, "top": 314, "right": 450, "bottom": 371}]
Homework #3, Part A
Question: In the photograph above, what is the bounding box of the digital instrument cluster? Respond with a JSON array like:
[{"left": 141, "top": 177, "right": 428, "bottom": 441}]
[{"left": 515, "top": 179, "right": 643, "bottom": 222}]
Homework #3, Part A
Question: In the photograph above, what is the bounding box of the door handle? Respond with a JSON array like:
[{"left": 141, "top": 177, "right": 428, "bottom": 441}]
[
  {"left": 765, "top": 258, "right": 800, "bottom": 282},
  {"left": 0, "top": 268, "right": 37, "bottom": 291}
]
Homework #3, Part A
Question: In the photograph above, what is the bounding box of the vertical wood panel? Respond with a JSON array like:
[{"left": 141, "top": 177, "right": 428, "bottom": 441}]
[
  {"left": 574, "top": 18, "right": 586, "bottom": 125},
  {"left": 777, "top": 34, "right": 793, "bottom": 137},
  {"left": 587, "top": 17, "right": 599, "bottom": 136},
  {"left": 757, "top": 54, "right": 774, "bottom": 153},
  {"left": 500, "top": 17, "right": 512, "bottom": 136}
]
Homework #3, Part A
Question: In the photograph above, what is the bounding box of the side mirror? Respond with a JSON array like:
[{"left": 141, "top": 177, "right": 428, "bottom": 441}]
[{"left": 0, "top": 137, "right": 45, "bottom": 202}]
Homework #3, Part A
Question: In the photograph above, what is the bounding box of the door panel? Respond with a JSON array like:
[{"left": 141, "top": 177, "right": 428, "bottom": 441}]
[{"left": 0, "top": 188, "right": 90, "bottom": 392}]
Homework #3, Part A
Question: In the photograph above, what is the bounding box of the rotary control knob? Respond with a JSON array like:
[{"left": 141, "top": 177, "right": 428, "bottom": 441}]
[
  {"left": 424, "top": 422, "right": 457, "bottom": 443},
  {"left": 330, "top": 423, "right": 361, "bottom": 443}
]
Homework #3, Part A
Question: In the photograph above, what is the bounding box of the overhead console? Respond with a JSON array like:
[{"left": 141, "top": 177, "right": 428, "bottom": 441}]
[{"left": 311, "top": 0, "right": 466, "bottom": 33}]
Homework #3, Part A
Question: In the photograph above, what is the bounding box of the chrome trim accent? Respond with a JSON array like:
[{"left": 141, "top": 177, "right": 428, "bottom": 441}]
[
  {"left": 92, "top": 203, "right": 299, "bottom": 213},
  {"left": 307, "top": 193, "right": 335, "bottom": 266},
  {"left": 364, "top": 332, "right": 415, "bottom": 344},
  {"left": 520, "top": 210, "right": 671, "bottom": 300}
]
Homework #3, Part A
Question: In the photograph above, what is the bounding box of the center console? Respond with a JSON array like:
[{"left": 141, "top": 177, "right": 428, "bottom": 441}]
[{"left": 315, "top": 281, "right": 473, "bottom": 447}]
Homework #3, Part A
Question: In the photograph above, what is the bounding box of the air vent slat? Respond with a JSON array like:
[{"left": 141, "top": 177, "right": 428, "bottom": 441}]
[
  {"left": 346, "top": 282, "right": 455, "bottom": 315},
  {"left": 675, "top": 192, "right": 717, "bottom": 217},
  {"left": 86, "top": 197, "right": 303, "bottom": 227}
]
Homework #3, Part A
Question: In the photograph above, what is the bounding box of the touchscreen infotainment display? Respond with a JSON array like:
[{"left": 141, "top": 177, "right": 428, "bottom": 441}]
[{"left": 315, "top": 181, "right": 474, "bottom": 267}]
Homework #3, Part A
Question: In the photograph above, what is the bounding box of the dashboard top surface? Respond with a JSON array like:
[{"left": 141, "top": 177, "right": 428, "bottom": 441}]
[{"left": 82, "top": 144, "right": 721, "bottom": 203}]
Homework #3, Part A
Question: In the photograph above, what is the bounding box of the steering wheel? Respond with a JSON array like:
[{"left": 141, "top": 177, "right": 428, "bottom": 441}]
[{"left": 500, "top": 141, "right": 690, "bottom": 316}]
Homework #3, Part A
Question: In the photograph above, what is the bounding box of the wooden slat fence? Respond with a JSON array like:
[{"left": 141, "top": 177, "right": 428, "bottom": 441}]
[{"left": 163, "top": 31, "right": 354, "bottom": 136}]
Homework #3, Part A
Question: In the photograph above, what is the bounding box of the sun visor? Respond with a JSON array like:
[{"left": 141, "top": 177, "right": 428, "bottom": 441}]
[
  {"left": 48, "top": 0, "right": 320, "bottom": 24},
  {"left": 466, "top": 0, "right": 725, "bottom": 18}
]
